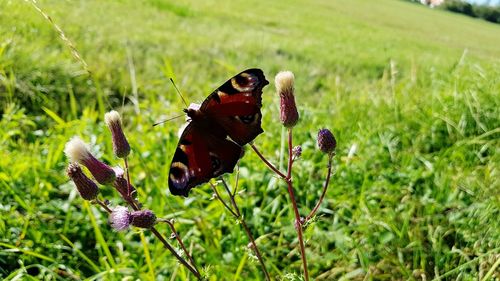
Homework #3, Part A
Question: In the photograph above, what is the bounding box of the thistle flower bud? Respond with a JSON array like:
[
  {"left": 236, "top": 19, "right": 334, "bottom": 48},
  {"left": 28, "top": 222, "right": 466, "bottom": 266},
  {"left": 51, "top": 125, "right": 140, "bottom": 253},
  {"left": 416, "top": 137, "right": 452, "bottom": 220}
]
[
  {"left": 275, "top": 71, "right": 299, "bottom": 128},
  {"left": 66, "top": 163, "right": 99, "bottom": 200},
  {"left": 130, "top": 210, "right": 156, "bottom": 229},
  {"left": 64, "top": 136, "right": 116, "bottom": 185},
  {"left": 104, "top": 110, "right": 130, "bottom": 158},
  {"left": 292, "top": 145, "right": 302, "bottom": 159},
  {"left": 109, "top": 206, "right": 131, "bottom": 231},
  {"left": 113, "top": 168, "right": 136, "bottom": 199},
  {"left": 317, "top": 129, "right": 336, "bottom": 154}
]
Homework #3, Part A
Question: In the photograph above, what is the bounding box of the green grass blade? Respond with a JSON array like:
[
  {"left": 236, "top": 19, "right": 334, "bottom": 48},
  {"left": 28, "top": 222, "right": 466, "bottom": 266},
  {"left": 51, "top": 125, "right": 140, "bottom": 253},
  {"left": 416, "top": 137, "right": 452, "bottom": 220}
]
[
  {"left": 0, "top": 242, "right": 55, "bottom": 262},
  {"left": 481, "top": 256, "right": 500, "bottom": 281},
  {"left": 59, "top": 234, "right": 101, "bottom": 273},
  {"left": 140, "top": 231, "right": 155, "bottom": 280},
  {"left": 83, "top": 201, "right": 117, "bottom": 269},
  {"left": 41, "top": 106, "right": 66, "bottom": 125},
  {"left": 233, "top": 252, "right": 248, "bottom": 281}
]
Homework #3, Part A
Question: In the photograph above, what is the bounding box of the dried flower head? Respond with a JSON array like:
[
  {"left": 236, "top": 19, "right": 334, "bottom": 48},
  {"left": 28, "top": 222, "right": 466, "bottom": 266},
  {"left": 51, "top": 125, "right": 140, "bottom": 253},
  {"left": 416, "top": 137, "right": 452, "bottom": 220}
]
[
  {"left": 130, "top": 210, "right": 156, "bottom": 229},
  {"left": 275, "top": 71, "right": 299, "bottom": 128},
  {"left": 292, "top": 145, "right": 302, "bottom": 159},
  {"left": 104, "top": 110, "right": 130, "bottom": 158},
  {"left": 109, "top": 206, "right": 131, "bottom": 231},
  {"left": 66, "top": 163, "right": 99, "bottom": 200},
  {"left": 317, "top": 129, "right": 336, "bottom": 155},
  {"left": 64, "top": 136, "right": 116, "bottom": 185}
]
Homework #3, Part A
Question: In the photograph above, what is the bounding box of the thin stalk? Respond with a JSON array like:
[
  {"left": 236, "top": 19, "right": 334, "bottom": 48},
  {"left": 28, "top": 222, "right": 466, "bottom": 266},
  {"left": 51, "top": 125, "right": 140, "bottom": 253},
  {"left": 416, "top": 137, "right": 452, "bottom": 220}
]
[
  {"left": 220, "top": 179, "right": 241, "bottom": 217},
  {"left": 121, "top": 159, "right": 201, "bottom": 278},
  {"left": 286, "top": 130, "right": 293, "bottom": 179},
  {"left": 481, "top": 256, "right": 500, "bottom": 281},
  {"left": 250, "top": 144, "right": 286, "bottom": 179},
  {"left": 26, "top": 0, "right": 90, "bottom": 74},
  {"left": 95, "top": 199, "right": 112, "bottom": 213},
  {"left": 304, "top": 154, "right": 334, "bottom": 223},
  {"left": 124, "top": 158, "right": 132, "bottom": 197},
  {"left": 94, "top": 199, "right": 200, "bottom": 278},
  {"left": 232, "top": 165, "right": 240, "bottom": 197},
  {"left": 240, "top": 219, "right": 269, "bottom": 280},
  {"left": 163, "top": 219, "right": 199, "bottom": 275},
  {"left": 150, "top": 227, "right": 201, "bottom": 279},
  {"left": 285, "top": 129, "right": 309, "bottom": 281},
  {"left": 210, "top": 180, "right": 271, "bottom": 281},
  {"left": 210, "top": 182, "right": 238, "bottom": 218},
  {"left": 220, "top": 179, "right": 271, "bottom": 281}
]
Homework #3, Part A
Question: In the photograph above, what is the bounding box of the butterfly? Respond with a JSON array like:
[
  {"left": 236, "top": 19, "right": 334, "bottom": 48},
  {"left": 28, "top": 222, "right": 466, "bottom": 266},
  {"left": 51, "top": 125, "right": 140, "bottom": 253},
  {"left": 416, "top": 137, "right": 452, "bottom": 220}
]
[{"left": 168, "top": 69, "right": 269, "bottom": 197}]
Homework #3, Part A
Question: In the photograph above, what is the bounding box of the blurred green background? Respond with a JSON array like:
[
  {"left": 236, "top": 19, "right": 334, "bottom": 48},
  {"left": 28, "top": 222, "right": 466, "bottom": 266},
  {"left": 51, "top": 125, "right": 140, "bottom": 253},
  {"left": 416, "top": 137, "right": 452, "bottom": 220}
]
[{"left": 0, "top": 0, "right": 499, "bottom": 280}]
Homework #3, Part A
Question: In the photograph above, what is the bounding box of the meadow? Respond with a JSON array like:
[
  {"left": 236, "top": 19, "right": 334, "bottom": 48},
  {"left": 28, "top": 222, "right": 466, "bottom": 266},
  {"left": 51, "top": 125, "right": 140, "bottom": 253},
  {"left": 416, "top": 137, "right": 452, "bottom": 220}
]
[{"left": 0, "top": 0, "right": 499, "bottom": 280}]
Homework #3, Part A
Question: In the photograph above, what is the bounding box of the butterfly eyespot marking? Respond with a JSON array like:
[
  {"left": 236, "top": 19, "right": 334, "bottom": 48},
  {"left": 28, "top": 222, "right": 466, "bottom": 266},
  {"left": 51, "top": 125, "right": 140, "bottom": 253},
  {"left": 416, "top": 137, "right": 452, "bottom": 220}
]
[
  {"left": 170, "top": 162, "right": 190, "bottom": 189},
  {"left": 231, "top": 72, "right": 258, "bottom": 92}
]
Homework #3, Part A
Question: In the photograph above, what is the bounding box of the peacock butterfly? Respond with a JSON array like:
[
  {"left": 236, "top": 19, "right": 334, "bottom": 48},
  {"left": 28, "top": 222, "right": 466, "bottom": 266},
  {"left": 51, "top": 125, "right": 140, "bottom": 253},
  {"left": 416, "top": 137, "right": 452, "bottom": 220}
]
[{"left": 168, "top": 69, "right": 269, "bottom": 197}]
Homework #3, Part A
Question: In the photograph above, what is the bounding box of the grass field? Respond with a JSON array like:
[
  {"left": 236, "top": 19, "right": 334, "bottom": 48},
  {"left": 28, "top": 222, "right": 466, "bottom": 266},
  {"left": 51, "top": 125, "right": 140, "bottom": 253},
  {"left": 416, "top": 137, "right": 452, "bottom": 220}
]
[{"left": 1, "top": 0, "right": 499, "bottom": 280}]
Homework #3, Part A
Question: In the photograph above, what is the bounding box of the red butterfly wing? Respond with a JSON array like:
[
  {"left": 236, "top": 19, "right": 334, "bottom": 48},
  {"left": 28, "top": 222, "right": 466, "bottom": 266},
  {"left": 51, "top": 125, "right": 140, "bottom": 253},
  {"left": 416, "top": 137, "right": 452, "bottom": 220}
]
[
  {"left": 168, "top": 69, "right": 268, "bottom": 197},
  {"left": 200, "top": 68, "right": 269, "bottom": 145},
  {"left": 168, "top": 123, "right": 242, "bottom": 197}
]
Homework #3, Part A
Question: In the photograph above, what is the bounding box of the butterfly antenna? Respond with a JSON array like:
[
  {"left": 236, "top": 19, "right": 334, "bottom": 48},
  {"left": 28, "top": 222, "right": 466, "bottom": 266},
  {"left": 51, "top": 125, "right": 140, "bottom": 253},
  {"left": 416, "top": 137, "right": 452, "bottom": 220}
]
[
  {"left": 170, "top": 78, "right": 189, "bottom": 108},
  {"left": 153, "top": 114, "right": 184, "bottom": 127}
]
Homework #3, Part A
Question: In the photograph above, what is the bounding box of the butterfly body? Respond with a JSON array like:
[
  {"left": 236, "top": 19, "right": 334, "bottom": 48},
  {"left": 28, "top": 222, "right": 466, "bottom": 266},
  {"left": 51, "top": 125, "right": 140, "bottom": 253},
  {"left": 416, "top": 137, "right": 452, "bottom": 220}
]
[{"left": 168, "top": 69, "right": 269, "bottom": 197}]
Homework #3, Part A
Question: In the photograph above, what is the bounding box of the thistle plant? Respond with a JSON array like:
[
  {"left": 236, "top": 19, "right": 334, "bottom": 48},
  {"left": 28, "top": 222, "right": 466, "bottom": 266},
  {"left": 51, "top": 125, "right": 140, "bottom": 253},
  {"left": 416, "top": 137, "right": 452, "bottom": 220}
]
[
  {"left": 62, "top": 74, "right": 334, "bottom": 280},
  {"left": 209, "top": 176, "right": 271, "bottom": 281},
  {"left": 250, "top": 71, "right": 337, "bottom": 281},
  {"left": 66, "top": 162, "right": 99, "bottom": 200},
  {"left": 109, "top": 206, "right": 157, "bottom": 231},
  {"left": 65, "top": 137, "right": 116, "bottom": 185},
  {"left": 104, "top": 110, "right": 131, "bottom": 158},
  {"left": 64, "top": 111, "right": 201, "bottom": 279}
]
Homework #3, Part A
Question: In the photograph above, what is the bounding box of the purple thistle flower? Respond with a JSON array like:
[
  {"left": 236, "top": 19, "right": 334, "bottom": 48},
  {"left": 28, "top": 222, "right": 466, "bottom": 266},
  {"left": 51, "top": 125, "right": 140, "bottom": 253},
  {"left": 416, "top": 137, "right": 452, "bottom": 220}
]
[
  {"left": 292, "top": 145, "right": 302, "bottom": 159},
  {"left": 317, "top": 129, "right": 337, "bottom": 155},
  {"left": 130, "top": 210, "right": 156, "bottom": 229},
  {"left": 104, "top": 110, "right": 130, "bottom": 158},
  {"left": 109, "top": 206, "right": 131, "bottom": 231},
  {"left": 64, "top": 136, "right": 116, "bottom": 185},
  {"left": 275, "top": 71, "right": 299, "bottom": 128},
  {"left": 66, "top": 163, "right": 99, "bottom": 200}
]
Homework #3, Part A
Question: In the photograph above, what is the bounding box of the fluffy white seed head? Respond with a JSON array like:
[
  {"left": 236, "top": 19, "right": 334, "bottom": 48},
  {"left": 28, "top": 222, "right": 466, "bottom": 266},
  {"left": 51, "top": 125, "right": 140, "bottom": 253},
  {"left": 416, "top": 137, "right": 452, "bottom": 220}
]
[
  {"left": 275, "top": 71, "right": 295, "bottom": 96},
  {"left": 275, "top": 70, "right": 299, "bottom": 127},
  {"left": 104, "top": 110, "right": 122, "bottom": 127},
  {"left": 64, "top": 136, "right": 91, "bottom": 162}
]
